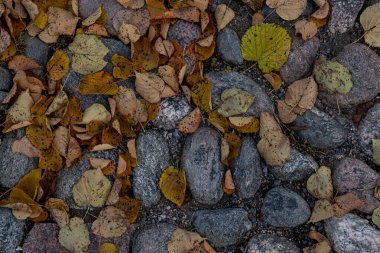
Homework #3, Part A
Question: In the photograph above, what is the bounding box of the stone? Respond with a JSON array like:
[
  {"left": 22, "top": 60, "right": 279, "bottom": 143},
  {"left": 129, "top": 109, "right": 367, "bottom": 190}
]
[
  {"left": 358, "top": 102, "right": 380, "bottom": 157},
  {"left": 133, "top": 131, "right": 170, "bottom": 207},
  {"left": 0, "top": 91, "right": 7, "bottom": 103},
  {"left": 319, "top": 43, "right": 380, "bottom": 108},
  {"left": 206, "top": 71, "right": 274, "bottom": 117},
  {"left": 23, "top": 222, "right": 131, "bottom": 253},
  {"left": 246, "top": 234, "right": 300, "bottom": 253},
  {"left": 132, "top": 223, "right": 176, "bottom": 253},
  {"left": 231, "top": 137, "right": 262, "bottom": 199},
  {"left": 101, "top": 37, "right": 131, "bottom": 75},
  {"left": 0, "top": 67, "right": 12, "bottom": 91},
  {"left": 181, "top": 127, "right": 224, "bottom": 205},
  {"left": 0, "top": 130, "right": 38, "bottom": 188},
  {"left": 22, "top": 33, "right": 52, "bottom": 67},
  {"left": 0, "top": 208, "right": 25, "bottom": 253},
  {"left": 292, "top": 108, "right": 348, "bottom": 149},
  {"left": 168, "top": 20, "right": 201, "bottom": 50},
  {"left": 324, "top": 214, "right": 380, "bottom": 253},
  {"left": 369, "top": 0, "right": 380, "bottom": 4},
  {"left": 192, "top": 208, "right": 252, "bottom": 248},
  {"left": 261, "top": 187, "right": 311, "bottom": 227},
  {"left": 54, "top": 149, "right": 118, "bottom": 209},
  {"left": 328, "top": 0, "right": 365, "bottom": 34},
  {"left": 280, "top": 37, "right": 320, "bottom": 84},
  {"left": 216, "top": 28, "right": 243, "bottom": 65},
  {"left": 333, "top": 157, "right": 380, "bottom": 213},
  {"left": 79, "top": 0, "right": 124, "bottom": 35},
  {"left": 152, "top": 96, "right": 192, "bottom": 130},
  {"left": 269, "top": 148, "right": 318, "bottom": 182}
]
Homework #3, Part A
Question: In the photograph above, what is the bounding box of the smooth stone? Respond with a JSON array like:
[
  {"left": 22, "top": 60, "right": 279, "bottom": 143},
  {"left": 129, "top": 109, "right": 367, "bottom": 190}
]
[
  {"left": 0, "top": 91, "right": 7, "bottom": 103},
  {"left": 280, "top": 37, "right": 320, "bottom": 84},
  {"left": 22, "top": 33, "right": 52, "bottom": 67},
  {"left": 101, "top": 37, "right": 131, "bottom": 74},
  {"left": 0, "top": 208, "right": 25, "bottom": 252},
  {"left": 206, "top": 71, "right": 274, "bottom": 117},
  {"left": 270, "top": 148, "right": 318, "bottom": 182},
  {"left": 79, "top": 0, "right": 124, "bottom": 35},
  {"left": 0, "top": 67, "right": 12, "bottom": 91},
  {"left": 358, "top": 102, "right": 380, "bottom": 157},
  {"left": 132, "top": 223, "right": 176, "bottom": 253},
  {"left": 231, "top": 137, "right": 262, "bottom": 199},
  {"left": 113, "top": 8, "right": 150, "bottom": 36},
  {"left": 246, "top": 234, "right": 300, "bottom": 253},
  {"left": 54, "top": 149, "right": 118, "bottom": 209},
  {"left": 319, "top": 43, "right": 380, "bottom": 108},
  {"left": 324, "top": 214, "right": 380, "bottom": 253},
  {"left": 328, "top": 0, "right": 365, "bottom": 34},
  {"left": 333, "top": 157, "right": 380, "bottom": 213},
  {"left": 192, "top": 208, "right": 252, "bottom": 247},
  {"left": 217, "top": 28, "right": 243, "bottom": 65},
  {"left": 152, "top": 96, "right": 192, "bottom": 130},
  {"left": 168, "top": 20, "right": 201, "bottom": 50},
  {"left": 181, "top": 127, "right": 224, "bottom": 205},
  {"left": 0, "top": 130, "right": 38, "bottom": 188},
  {"left": 132, "top": 131, "right": 170, "bottom": 207},
  {"left": 261, "top": 186, "right": 311, "bottom": 227},
  {"left": 292, "top": 108, "right": 348, "bottom": 149}
]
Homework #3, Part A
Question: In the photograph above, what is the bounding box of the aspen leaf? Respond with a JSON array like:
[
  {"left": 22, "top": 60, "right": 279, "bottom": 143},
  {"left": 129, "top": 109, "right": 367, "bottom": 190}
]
[
  {"left": 46, "top": 90, "right": 68, "bottom": 116},
  {"left": 78, "top": 71, "right": 119, "bottom": 95},
  {"left": 8, "top": 89, "right": 34, "bottom": 123},
  {"left": 158, "top": 65, "right": 179, "bottom": 92},
  {"left": 178, "top": 108, "right": 202, "bottom": 134},
  {"left": 46, "top": 198, "right": 69, "bottom": 228},
  {"left": 88, "top": 158, "right": 115, "bottom": 175},
  {"left": 222, "top": 133, "right": 241, "bottom": 165},
  {"left": 311, "top": 0, "right": 330, "bottom": 20},
  {"left": 102, "top": 126, "right": 122, "bottom": 147},
  {"left": 112, "top": 53, "right": 135, "bottom": 79},
  {"left": 221, "top": 137, "right": 230, "bottom": 163},
  {"left": 12, "top": 136, "right": 41, "bottom": 158},
  {"left": 34, "top": 10, "right": 48, "bottom": 29},
  {"left": 39, "top": 145, "right": 63, "bottom": 171},
  {"left": 168, "top": 228, "right": 206, "bottom": 253},
  {"left": 132, "top": 36, "right": 160, "bottom": 72},
  {"left": 208, "top": 110, "right": 229, "bottom": 133},
  {"left": 114, "top": 196, "right": 142, "bottom": 223},
  {"left": 114, "top": 86, "right": 137, "bottom": 119},
  {"left": 229, "top": 116, "right": 260, "bottom": 133},
  {"left": 295, "top": 20, "right": 318, "bottom": 40},
  {"left": 91, "top": 206, "right": 129, "bottom": 238},
  {"left": 0, "top": 27, "right": 11, "bottom": 54},
  {"left": 263, "top": 72, "right": 282, "bottom": 90},
  {"left": 105, "top": 179, "right": 122, "bottom": 205},
  {"left": 0, "top": 42, "right": 17, "bottom": 62},
  {"left": 82, "top": 103, "right": 112, "bottom": 124},
  {"left": 72, "top": 169, "right": 112, "bottom": 207},
  {"left": 360, "top": 3, "right": 380, "bottom": 48},
  {"left": 372, "top": 207, "right": 380, "bottom": 229},
  {"left": 307, "top": 166, "right": 333, "bottom": 200},
  {"left": 99, "top": 243, "right": 118, "bottom": 253},
  {"left": 15, "top": 168, "right": 42, "bottom": 200},
  {"left": 82, "top": 5, "right": 102, "bottom": 26},
  {"left": 313, "top": 59, "right": 353, "bottom": 94},
  {"left": 217, "top": 88, "right": 254, "bottom": 117},
  {"left": 58, "top": 217, "right": 90, "bottom": 253},
  {"left": 266, "top": 0, "right": 307, "bottom": 20},
  {"left": 66, "top": 137, "right": 81, "bottom": 167},
  {"left": 155, "top": 37, "right": 175, "bottom": 57},
  {"left": 333, "top": 193, "right": 365, "bottom": 217},
  {"left": 159, "top": 166, "right": 186, "bottom": 207},
  {"left": 84, "top": 23, "right": 109, "bottom": 37},
  {"left": 215, "top": 4, "right": 235, "bottom": 31},
  {"left": 135, "top": 72, "right": 165, "bottom": 103},
  {"left": 46, "top": 50, "right": 69, "bottom": 81},
  {"left": 241, "top": 24, "right": 291, "bottom": 73},
  {"left": 118, "top": 23, "right": 141, "bottom": 45},
  {"left": 372, "top": 139, "right": 380, "bottom": 166},
  {"left": 191, "top": 78, "right": 212, "bottom": 112},
  {"left": 53, "top": 126, "right": 69, "bottom": 157},
  {"left": 309, "top": 199, "right": 335, "bottom": 223},
  {"left": 26, "top": 124, "right": 54, "bottom": 150},
  {"left": 303, "top": 230, "right": 331, "bottom": 253},
  {"left": 8, "top": 55, "right": 41, "bottom": 71},
  {"left": 61, "top": 97, "right": 83, "bottom": 126},
  {"left": 117, "top": 0, "right": 145, "bottom": 9}
]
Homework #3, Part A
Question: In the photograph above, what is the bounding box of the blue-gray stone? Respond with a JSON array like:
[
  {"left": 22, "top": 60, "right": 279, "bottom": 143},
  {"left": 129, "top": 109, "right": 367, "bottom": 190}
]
[
  {"left": 217, "top": 28, "right": 243, "bottom": 65},
  {"left": 0, "top": 208, "right": 25, "bottom": 253}
]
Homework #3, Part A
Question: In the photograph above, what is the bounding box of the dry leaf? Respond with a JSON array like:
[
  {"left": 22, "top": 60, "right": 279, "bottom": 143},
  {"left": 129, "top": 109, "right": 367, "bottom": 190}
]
[
  {"left": 61, "top": 97, "right": 83, "bottom": 126},
  {"left": 118, "top": 23, "right": 141, "bottom": 45},
  {"left": 46, "top": 50, "right": 70, "bottom": 81},
  {"left": 46, "top": 198, "right": 69, "bottom": 228},
  {"left": 26, "top": 124, "right": 54, "bottom": 150},
  {"left": 82, "top": 103, "right": 112, "bottom": 124},
  {"left": 309, "top": 199, "right": 335, "bottom": 223},
  {"left": 8, "top": 55, "right": 41, "bottom": 71},
  {"left": 82, "top": 5, "right": 102, "bottom": 26},
  {"left": 84, "top": 23, "right": 109, "bottom": 37},
  {"left": 295, "top": 20, "right": 318, "bottom": 40},
  {"left": 221, "top": 137, "right": 230, "bottom": 163},
  {"left": 223, "top": 169, "right": 235, "bottom": 195},
  {"left": 263, "top": 72, "right": 282, "bottom": 90},
  {"left": 66, "top": 137, "right": 81, "bottom": 167},
  {"left": 208, "top": 110, "right": 229, "bottom": 132},
  {"left": 114, "top": 196, "right": 142, "bottom": 223},
  {"left": 135, "top": 72, "right": 165, "bottom": 103},
  {"left": 12, "top": 136, "right": 41, "bottom": 158},
  {"left": 223, "top": 132, "right": 241, "bottom": 165},
  {"left": 46, "top": 90, "right": 68, "bottom": 116},
  {"left": 333, "top": 193, "right": 365, "bottom": 217},
  {"left": 191, "top": 78, "right": 212, "bottom": 112},
  {"left": 303, "top": 230, "right": 331, "bottom": 253},
  {"left": 307, "top": 166, "right": 333, "bottom": 200},
  {"left": 373, "top": 139, "right": 380, "bottom": 166},
  {"left": 266, "top": 0, "right": 307, "bottom": 20},
  {"left": 39, "top": 145, "right": 63, "bottom": 171},
  {"left": 91, "top": 206, "right": 129, "bottom": 238},
  {"left": 53, "top": 126, "right": 69, "bottom": 157},
  {"left": 58, "top": 217, "right": 90, "bottom": 253},
  {"left": 99, "top": 243, "right": 118, "bottom": 253},
  {"left": 229, "top": 116, "right": 260, "bottom": 133},
  {"left": 8, "top": 89, "right": 34, "bottom": 123},
  {"left": 168, "top": 228, "right": 206, "bottom": 253},
  {"left": 0, "top": 27, "right": 11, "bottom": 53},
  {"left": 217, "top": 88, "right": 254, "bottom": 117},
  {"left": 159, "top": 166, "right": 186, "bottom": 207},
  {"left": 178, "top": 108, "right": 202, "bottom": 134},
  {"left": 78, "top": 71, "right": 119, "bottom": 95},
  {"left": 155, "top": 37, "right": 175, "bottom": 57},
  {"left": 252, "top": 11, "right": 265, "bottom": 25},
  {"left": 360, "top": 3, "right": 380, "bottom": 48},
  {"left": 118, "top": 0, "right": 145, "bottom": 9},
  {"left": 132, "top": 36, "right": 160, "bottom": 71},
  {"left": 158, "top": 65, "right": 179, "bottom": 92},
  {"left": 215, "top": 4, "right": 235, "bottom": 31}
]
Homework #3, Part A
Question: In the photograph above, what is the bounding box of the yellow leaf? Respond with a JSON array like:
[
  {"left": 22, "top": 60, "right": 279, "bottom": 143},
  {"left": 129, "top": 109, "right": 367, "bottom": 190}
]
[
  {"left": 229, "top": 116, "right": 260, "bottom": 133},
  {"left": 15, "top": 169, "right": 42, "bottom": 200},
  {"left": 266, "top": 0, "right": 307, "bottom": 20},
  {"left": 61, "top": 97, "right": 83, "bottom": 126},
  {"left": 39, "top": 145, "right": 63, "bottom": 171},
  {"left": 241, "top": 24, "right": 291, "bottom": 73},
  {"left": 191, "top": 78, "right": 212, "bottom": 112},
  {"left": 99, "top": 243, "right": 118, "bottom": 253},
  {"left": 46, "top": 50, "right": 70, "bottom": 81},
  {"left": 26, "top": 124, "right": 54, "bottom": 150},
  {"left": 91, "top": 206, "right": 129, "bottom": 238},
  {"left": 309, "top": 199, "right": 335, "bottom": 223},
  {"left": 217, "top": 88, "right": 254, "bottom": 117},
  {"left": 0, "top": 42, "right": 17, "bottom": 61},
  {"left": 222, "top": 133, "right": 241, "bottom": 165},
  {"left": 114, "top": 196, "right": 142, "bottom": 223},
  {"left": 58, "top": 217, "right": 90, "bottom": 253},
  {"left": 360, "top": 3, "right": 380, "bottom": 48},
  {"left": 159, "top": 166, "right": 186, "bottom": 207},
  {"left": 34, "top": 10, "right": 48, "bottom": 30},
  {"left": 112, "top": 54, "right": 135, "bottom": 79},
  {"left": 132, "top": 36, "right": 159, "bottom": 72},
  {"left": 78, "top": 71, "right": 119, "bottom": 95},
  {"left": 208, "top": 110, "right": 229, "bottom": 132}
]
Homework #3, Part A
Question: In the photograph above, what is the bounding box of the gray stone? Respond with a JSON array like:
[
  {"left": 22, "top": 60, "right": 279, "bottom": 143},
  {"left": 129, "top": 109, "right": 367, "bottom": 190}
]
[
  {"left": 192, "top": 208, "right": 252, "bottom": 247},
  {"left": 0, "top": 67, "right": 12, "bottom": 91},
  {"left": 328, "top": 0, "right": 365, "bottom": 34},
  {"left": 55, "top": 149, "right": 118, "bottom": 209},
  {"left": 270, "top": 148, "right": 318, "bottom": 182},
  {"left": 333, "top": 157, "right": 380, "bottom": 213},
  {"left": 79, "top": 0, "right": 124, "bottom": 35},
  {"left": 113, "top": 8, "right": 150, "bottom": 36},
  {"left": 0, "top": 208, "right": 25, "bottom": 253},
  {"left": 132, "top": 223, "right": 176, "bottom": 253},
  {"left": 133, "top": 131, "right": 170, "bottom": 207},
  {"left": 319, "top": 43, "right": 380, "bottom": 108},
  {"left": 358, "top": 102, "right": 380, "bottom": 157},
  {"left": 0, "top": 130, "right": 38, "bottom": 188},
  {"left": 231, "top": 137, "right": 262, "bottom": 199},
  {"left": 261, "top": 186, "right": 311, "bottom": 227},
  {"left": 22, "top": 33, "right": 52, "bottom": 67},
  {"left": 181, "top": 127, "right": 224, "bottom": 205},
  {"left": 101, "top": 37, "right": 131, "bottom": 74},
  {"left": 246, "top": 234, "right": 300, "bottom": 253},
  {"left": 217, "top": 28, "right": 243, "bottom": 65},
  {"left": 292, "top": 108, "right": 348, "bottom": 149},
  {"left": 280, "top": 37, "right": 320, "bottom": 84},
  {"left": 168, "top": 20, "right": 201, "bottom": 50},
  {"left": 152, "top": 96, "right": 192, "bottom": 130},
  {"left": 206, "top": 71, "right": 274, "bottom": 117},
  {"left": 324, "top": 214, "right": 380, "bottom": 253},
  {"left": 0, "top": 91, "right": 7, "bottom": 103}
]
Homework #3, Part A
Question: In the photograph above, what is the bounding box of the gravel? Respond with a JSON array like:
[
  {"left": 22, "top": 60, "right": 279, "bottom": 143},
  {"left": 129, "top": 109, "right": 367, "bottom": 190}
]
[
  {"left": 0, "top": 208, "right": 25, "bottom": 253},
  {"left": 217, "top": 28, "right": 244, "bottom": 66},
  {"left": 245, "top": 234, "right": 300, "bottom": 253}
]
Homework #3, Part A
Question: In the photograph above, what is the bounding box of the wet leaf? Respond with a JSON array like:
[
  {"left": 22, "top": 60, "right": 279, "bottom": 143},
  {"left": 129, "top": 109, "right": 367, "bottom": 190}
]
[
  {"left": 307, "top": 166, "right": 333, "bottom": 200},
  {"left": 191, "top": 78, "right": 212, "bottom": 112},
  {"left": 58, "top": 217, "right": 90, "bottom": 253},
  {"left": 360, "top": 3, "right": 380, "bottom": 48},
  {"left": 266, "top": 0, "right": 307, "bottom": 20},
  {"left": 215, "top": 4, "right": 235, "bottom": 31},
  {"left": 159, "top": 166, "right": 186, "bottom": 207},
  {"left": 178, "top": 108, "right": 202, "bottom": 134},
  {"left": 91, "top": 206, "right": 129, "bottom": 238},
  {"left": 46, "top": 50, "right": 70, "bottom": 81},
  {"left": 78, "top": 71, "right": 119, "bottom": 95},
  {"left": 217, "top": 88, "right": 254, "bottom": 117}
]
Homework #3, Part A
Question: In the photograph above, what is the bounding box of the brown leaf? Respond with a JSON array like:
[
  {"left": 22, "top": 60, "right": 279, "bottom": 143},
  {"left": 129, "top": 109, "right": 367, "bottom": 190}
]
[
  {"left": 333, "top": 193, "right": 365, "bottom": 217},
  {"left": 295, "top": 20, "right": 318, "bottom": 40},
  {"left": 223, "top": 169, "right": 235, "bottom": 195},
  {"left": 117, "top": 0, "right": 145, "bottom": 9},
  {"left": 114, "top": 196, "right": 142, "bottom": 223},
  {"left": 118, "top": 23, "right": 141, "bottom": 45},
  {"left": 8, "top": 55, "right": 41, "bottom": 71},
  {"left": 135, "top": 72, "right": 165, "bottom": 103},
  {"left": 53, "top": 126, "right": 69, "bottom": 157},
  {"left": 78, "top": 71, "right": 119, "bottom": 95},
  {"left": 178, "top": 108, "right": 202, "bottom": 134},
  {"left": 66, "top": 137, "right": 81, "bottom": 167},
  {"left": 309, "top": 199, "right": 335, "bottom": 223},
  {"left": 46, "top": 198, "right": 69, "bottom": 228},
  {"left": 215, "top": 4, "right": 235, "bottom": 31},
  {"left": 12, "top": 136, "right": 41, "bottom": 158},
  {"left": 155, "top": 38, "right": 175, "bottom": 57},
  {"left": 0, "top": 27, "right": 11, "bottom": 53},
  {"left": 91, "top": 206, "right": 129, "bottom": 238},
  {"left": 223, "top": 132, "right": 241, "bottom": 165}
]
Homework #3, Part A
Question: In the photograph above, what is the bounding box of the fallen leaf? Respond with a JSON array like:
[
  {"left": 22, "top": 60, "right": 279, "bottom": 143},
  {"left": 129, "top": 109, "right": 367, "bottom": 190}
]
[
  {"left": 72, "top": 169, "right": 112, "bottom": 207},
  {"left": 114, "top": 196, "right": 142, "bottom": 223},
  {"left": 12, "top": 136, "right": 41, "bottom": 158},
  {"left": 178, "top": 108, "right": 202, "bottom": 134},
  {"left": 303, "top": 230, "right": 331, "bottom": 253},
  {"left": 217, "top": 88, "right": 254, "bottom": 117},
  {"left": 46, "top": 90, "right": 68, "bottom": 116},
  {"left": 135, "top": 72, "right": 165, "bottom": 103},
  {"left": 168, "top": 228, "right": 205, "bottom": 253},
  {"left": 99, "top": 243, "right": 118, "bottom": 253},
  {"left": 39, "top": 145, "right": 63, "bottom": 171},
  {"left": 266, "top": 0, "right": 307, "bottom": 20},
  {"left": 112, "top": 53, "right": 135, "bottom": 79},
  {"left": 78, "top": 71, "right": 119, "bottom": 95},
  {"left": 373, "top": 139, "right": 380, "bottom": 166},
  {"left": 0, "top": 27, "right": 11, "bottom": 53},
  {"left": 84, "top": 23, "right": 109, "bottom": 36},
  {"left": 307, "top": 166, "right": 334, "bottom": 200},
  {"left": 191, "top": 78, "right": 212, "bottom": 112},
  {"left": 82, "top": 5, "right": 102, "bottom": 26},
  {"left": 8, "top": 89, "right": 34, "bottom": 123},
  {"left": 263, "top": 72, "right": 282, "bottom": 90},
  {"left": 215, "top": 4, "right": 235, "bottom": 31},
  {"left": 155, "top": 37, "right": 175, "bottom": 57},
  {"left": 15, "top": 168, "right": 42, "bottom": 200},
  {"left": 159, "top": 166, "right": 186, "bottom": 207},
  {"left": 46, "top": 50, "right": 70, "bottom": 81},
  {"left": 118, "top": 23, "right": 141, "bottom": 45},
  {"left": 158, "top": 65, "right": 179, "bottom": 92},
  {"left": 295, "top": 19, "right": 318, "bottom": 40},
  {"left": 66, "top": 137, "right": 81, "bottom": 167},
  {"left": 46, "top": 198, "right": 69, "bottom": 228},
  {"left": 372, "top": 207, "right": 380, "bottom": 229},
  {"left": 360, "top": 3, "right": 380, "bottom": 48},
  {"left": 34, "top": 10, "right": 48, "bottom": 29},
  {"left": 223, "top": 169, "right": 235, "bottom": 195},
  {"left": 229, "top": 116, "right": 260, "bottom": 133},
  {"left": 132, "top": 36, "right": 160, "bottom": 72},
  {"left": 0, "top": 41, "right": 17, "bottom": 61},
  {"left": 91, "top": 206, "right": 129, "bottom": 238},
  {"left": 61, "top": 97, "right": 83, "bottom": 126},
  {"left": 222, "top": 133, "right": 241, "bottom": 165},
  {"left": 58, "top": 217, "right": 90, "bottom": 253},
  {"left": 208, "top": 110, "right": 229, "bottom": 132},
  {"left": 333, "top": 193, "right": 365, "bottom": 217},
  {"left": 252, "top": 11, "right": 265, "bottom": 25},
  {"left": 311, "top": 0, "right": 330, "bottom": 20},
  {"left": 82, "top": 103, "right": 112, "bottom": 124},
  {"left": 8, "top": 55, "right": 41, "bottom": 71},
  {"left": 160, "top": 85, "right": 177, "bottom": 98},
  {"left": 309, "top": 199, "right": 335, "bottom": 223},
  {"left": 102, "top": 126, "right": 122, "bottom": 147},
  {"left": 117, "top": 0, "right": 145, "bottom": 9},
  {"left": 26, "top": 124, "right": 54, "bottom": 150}
]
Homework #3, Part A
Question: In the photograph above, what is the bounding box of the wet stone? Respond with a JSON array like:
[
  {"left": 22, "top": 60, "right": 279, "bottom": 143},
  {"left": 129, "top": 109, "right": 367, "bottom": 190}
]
[
  {"left": 292, "top": 108, "right": 348, "bottom": 149},
  {"left": 206, "top": 71, "right": 274, "bottom": 117},
  {"left": 0, "top": 208, "right": 25, "bottom": 253},
  {"left": 231, "top": 137, "right": 262, "bottom": 199},
  {"left": 216, "top": 28, "right": 243, "bottom": 66},
  {"left": 181, "top": 127, "right": 224, "bottom": 205},
  {"left": 261, "top": 186, "right": 311, "bottom": 228},
  {"left": 132, "top": 223, "right": 176, "bottom": 253},
  {"left": 246, "top": 234, "right": 300, "bottom": 253},
  {"left": 358, "top": 102, "right": 380, "bottom": 157},
  {"left": 0, "top": 67, "right": 12, "bottom": 91},
  {"left": 324, "top": 214, "right": 380, "bottom": 253},
  {"left": 328, "top": 0, "right": 365, "bottom": 34},
  {"left": 192, "top": 208, "right": 252, "bottom": 248},
  {"left": 132, "top": 131, "right": 170, "bottom": 207}
]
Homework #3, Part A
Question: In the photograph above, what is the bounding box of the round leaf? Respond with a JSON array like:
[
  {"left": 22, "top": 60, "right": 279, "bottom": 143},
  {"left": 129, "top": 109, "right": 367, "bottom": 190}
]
[{"left": 159, "top": 166, "right": 186, "bottom": 207}]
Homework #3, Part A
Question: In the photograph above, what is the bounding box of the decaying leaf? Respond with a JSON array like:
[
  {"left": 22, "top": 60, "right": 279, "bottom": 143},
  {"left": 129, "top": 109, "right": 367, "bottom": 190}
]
[
  {"left": 135, "top": 72, "right": 165, "bottom": 103},
  {"left": 66, "top": 137, "right": 81, "bottom": 167},
  {"left": 303, "top": 230, "right": 331, "bottom": 253},
  {"left": 46, "top": 198, "right": 69, "bottom": 228},
  {"left": 46, "top": 90, "right": 68, "bottom": 116},
  {"left": 168, "top": 228, "right": 206, "bottom": 253},
  {"left": 295, "top": 20, "right": 318, "bottom": 40},
  {"left": 191, "top": 78, "right": 212, "bottom": 112},
  {"left": 263, "top": 72, "right": 282, "bottom": 90},
  {"left": 178, "top": 108, "right": 202, "bottom": 134},
  {"left": 208, "top": 110, "right": 229, "bottom": 133},
  {"left": 26, "top": 124, "right": 54, "bottom": 150},
  {"left": 72, "top": 169, "right": 112, "bottom": 207},
  {"left": 217, "top": 88, "right": 254, "bottom": 117},
  {"left": 61, "top": 97, "right": 83, "bottom": 126},
  {"left": 309, "top": 199, "right": 335, "bottom": 223},
  {"left": 132, "top": 36, "right": 160, "bottom": 72},
  {"left": 222, "top": 133, "right": 241, "bottom": 165},
  {"left": 118, "top": 23, "right": 141, "bottom": 45},
  {"left": 92, "top": 206, "right": 129, "bottom": 238},
  {"left": 8, "top": 55, "right": 41, "bottom": 71},
  {"left": 78, "top": 71, "right": 119, "bottom": 95},
  {"left": 307, "top": 166, "right": 333, "bottom": 200},
  {"left": 58, "top": 217, "right": 90, "bottom": 253},
  {"left": 215, "top": 4, "right": 235, "bottom": 31},
  {"left": 159, "top": 166, "right": 186, "bottom": 207},
  {"left": 158, "top": 65, "right": 179, "bottom": 92},
  {"left": 39, "top": 145, "right": 63, "bottom": 171},
  {"left": 82, "top": 5, "right": 102, "bottom": 26},
  {"left": 117, "top": 0, "right": 145, "bottom": 9},
  {"left": 360, "top": 3, "right": 380, "bottom": 48},
  {"left": 266, "top": 0, "right": 307, "bottom": 20},
  {"left": 373, "top": 139, "right": 380, "bottom": 166},
  {"left": 82, "top": 103, "right": 112, "bottom": 124},
  {"left": 0, "top": 27, "right": 11, "bottom": 53},
  {"left": 46, "top": 50, "right": 70, "bottom": 81}
]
